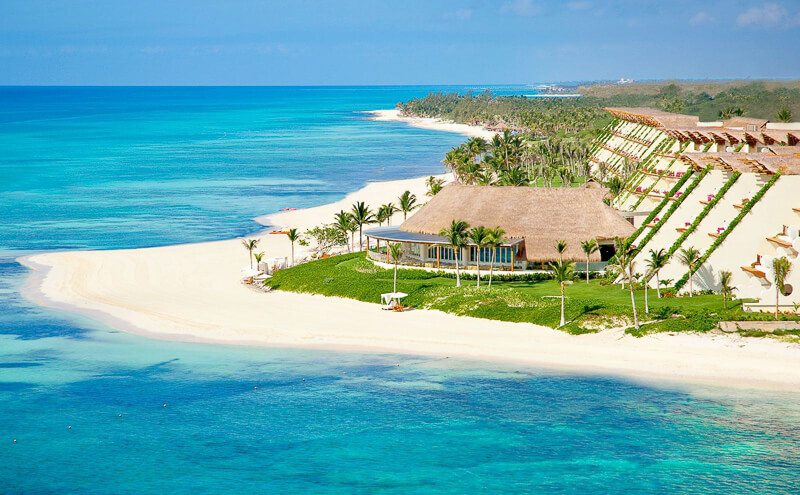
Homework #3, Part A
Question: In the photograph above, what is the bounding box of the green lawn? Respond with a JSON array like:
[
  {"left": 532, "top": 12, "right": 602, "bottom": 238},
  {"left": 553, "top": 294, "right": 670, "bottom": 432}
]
[{"left": 264, "top": 253, "right": 787, "bottom": 336}]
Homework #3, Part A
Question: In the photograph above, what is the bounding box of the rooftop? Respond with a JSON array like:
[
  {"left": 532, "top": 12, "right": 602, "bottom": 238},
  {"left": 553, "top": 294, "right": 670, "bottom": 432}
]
[
  {"left": 679, "top": 151, "right": 800, "bottom": 175},
  {"left": 605, "top": 108, "right": 800, "bottom": 140},
  {"left": 394, "top": 184, "right": 634, "bottom": 262},
  {"left": 605, "top": 107, "right": 700, "bottom": 128}
]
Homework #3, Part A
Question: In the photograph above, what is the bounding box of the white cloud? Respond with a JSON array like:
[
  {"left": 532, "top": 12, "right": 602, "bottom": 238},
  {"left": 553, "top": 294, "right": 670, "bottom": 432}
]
[
  {"left": 689, "top": 11, "right": 713, "bottom": 25},
  {"left": 736, "top": 2, "right": 798, "bottom": 27},
  {"left": 500, "top": 0, "right": 540, "bottom": 17}
]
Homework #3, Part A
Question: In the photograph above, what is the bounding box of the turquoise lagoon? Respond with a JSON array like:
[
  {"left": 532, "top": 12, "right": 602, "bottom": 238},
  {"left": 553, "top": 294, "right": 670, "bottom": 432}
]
[{"left": 1, "top": 87, "right": 799, "bottom": 493}]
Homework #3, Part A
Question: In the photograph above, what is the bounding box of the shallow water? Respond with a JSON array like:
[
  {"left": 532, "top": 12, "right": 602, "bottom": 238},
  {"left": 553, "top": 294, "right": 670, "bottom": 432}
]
[{"left": 2, "top": 87, "right": 800, "bottom": 493}]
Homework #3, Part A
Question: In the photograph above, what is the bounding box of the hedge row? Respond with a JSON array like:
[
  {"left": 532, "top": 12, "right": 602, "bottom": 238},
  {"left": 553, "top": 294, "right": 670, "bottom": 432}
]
[
  {"left": 628, "top": 169, "right": 706, "bottom": 256},
  {"left": 627, "top": 138, "right": 678, "bottom": 210},
  {"left": 624, "top": 168, "right": 695, "bottom": 249},
  {"left": 665, "top": 172, "right": 742, "bottom": 257},
  {"left": 630, "top": 168, "right": 709, "bottom": 258},
  {"left": 673, "top": 173, "right": 782, "bottom": 292}
]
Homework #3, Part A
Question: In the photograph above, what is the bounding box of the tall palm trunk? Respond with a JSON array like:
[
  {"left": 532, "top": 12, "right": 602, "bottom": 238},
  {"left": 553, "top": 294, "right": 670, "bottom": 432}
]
[
  {"left": 290, "top": 242, "right": 295, "bottom": 266},
  {"left": 655, "top": 272, "right": 661, "bottom": 298},
  {"left": 585, "top": 255, "right": 590, "bottom": 283},
  {"left": 644, "top": 277, "right": 649, "bottom": 314},
  {"left": 627, "top": 269, "right": 640, "bottom": 329},
  {"left": 488, "top": 249, "right": 496, "bottom": 288},
  {"left": 775, "top": 286, "right": 780, "bottom": 318},
  {"left": 249, "top": 249, "right": 253, "bottom": 269},
  {"left": 393, "top": 264, "right": 398, "bottom": 294},
  {"left": 358, "top": 226, "right": 363, "bottom": 251},
  {"left": 559, "top": 282, "right": 566, "bottom": 327},
  {"left": 475, "top": 251, "right": 481, "bottom": 288},
  {"left": 454, "top": 247, "right": 461, "bottom": 287}
]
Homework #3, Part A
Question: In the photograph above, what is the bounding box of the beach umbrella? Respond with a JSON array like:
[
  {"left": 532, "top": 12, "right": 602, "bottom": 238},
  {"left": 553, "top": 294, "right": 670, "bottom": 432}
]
[{"left": 240, "top": 267, "right": 261, "bottom": 279}]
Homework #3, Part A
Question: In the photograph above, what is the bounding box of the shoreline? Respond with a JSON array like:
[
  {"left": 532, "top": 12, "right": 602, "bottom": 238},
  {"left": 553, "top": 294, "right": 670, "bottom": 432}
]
[
  {"left": 367, "top": 109, "right": 498, "bottom": 140},
  {"left": 19, "top": 173, "right": 800, "bottom": 393}
]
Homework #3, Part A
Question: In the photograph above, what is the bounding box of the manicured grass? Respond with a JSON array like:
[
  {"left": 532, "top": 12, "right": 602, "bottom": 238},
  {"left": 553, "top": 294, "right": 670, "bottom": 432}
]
[{"left": 265, "top": 253, "right": 768, "bottom": 335}]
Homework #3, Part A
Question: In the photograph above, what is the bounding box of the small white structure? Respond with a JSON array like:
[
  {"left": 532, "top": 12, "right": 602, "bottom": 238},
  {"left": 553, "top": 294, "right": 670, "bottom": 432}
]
[
  {"left": 380, "top": 292, "right": 408, "bottom": 310},
  {"left": 259, "top": 257, "right": 288, "bottom": 275}
]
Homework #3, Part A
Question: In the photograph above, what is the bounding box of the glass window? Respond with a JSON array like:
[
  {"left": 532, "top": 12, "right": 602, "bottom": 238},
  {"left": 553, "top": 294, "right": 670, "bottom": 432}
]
[
  {"left": 469, "top": 246, "right": 513, "bottom": 263},
  {"left": 441, "top": 247, "right": 457, "bottom": 261},
  {"left": 428, "top": 245, "right": 460, "bottom": 261},
  {"left": 427, "top": 245, "right": 437, "bottom": 259},
  {"left": 409, "top": 244, "right": 420, "bottom": 256}
]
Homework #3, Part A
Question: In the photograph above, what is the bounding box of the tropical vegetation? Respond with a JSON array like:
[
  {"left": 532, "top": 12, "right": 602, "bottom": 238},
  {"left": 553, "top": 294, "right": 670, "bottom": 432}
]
[{"left": 265, "top": 252, "right": 800, "bottom": 338}]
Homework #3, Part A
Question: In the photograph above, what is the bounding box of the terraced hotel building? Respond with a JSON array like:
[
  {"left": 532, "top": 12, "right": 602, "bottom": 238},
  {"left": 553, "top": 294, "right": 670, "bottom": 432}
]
[{"left": 590, "top": 107, "right": 800, "bottom": 312}]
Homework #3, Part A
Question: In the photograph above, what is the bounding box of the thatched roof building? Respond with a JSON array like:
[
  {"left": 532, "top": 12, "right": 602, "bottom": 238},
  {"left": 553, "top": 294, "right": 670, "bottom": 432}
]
[{"left": 374, "top": 184, "right": 633, "bottom": 263}]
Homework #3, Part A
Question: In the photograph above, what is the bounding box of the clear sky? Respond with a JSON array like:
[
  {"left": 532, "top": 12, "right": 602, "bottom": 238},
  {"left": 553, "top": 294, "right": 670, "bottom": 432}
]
[{"left": 1, "top": 0, "right": 799, "bottom": 85}]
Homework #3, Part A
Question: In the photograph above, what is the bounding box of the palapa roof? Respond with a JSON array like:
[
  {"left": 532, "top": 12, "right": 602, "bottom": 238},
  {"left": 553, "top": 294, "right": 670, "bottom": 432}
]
[
  {"left": 678, "top": 152, "right": 800, "bottom": 175},
  {"left": 605, "top": 107, "right": 699, "bottom": 128},
  {"left": 724, "top": 117, "right": 768, "bottom": 130},
  {"left": 399, "top": 184, "right": 634, "bottom": 262},
  {"left": 605, "top": 108, "right": 800, "bottom": 145}
]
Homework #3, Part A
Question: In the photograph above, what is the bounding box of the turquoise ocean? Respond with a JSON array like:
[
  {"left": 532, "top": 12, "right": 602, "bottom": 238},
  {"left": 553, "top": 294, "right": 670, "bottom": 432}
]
[{"left": 1, "top": 86, "right": 799, "bottom": 493}]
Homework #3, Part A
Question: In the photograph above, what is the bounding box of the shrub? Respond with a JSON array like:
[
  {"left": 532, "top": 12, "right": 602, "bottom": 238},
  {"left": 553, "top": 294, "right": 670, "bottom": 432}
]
[
  {"left": 674, "top": 173, "right": 781, "bottom": 291},
  {"left": 665, "top": 172, "right": 741, "bottom": 257},
  {"left": 631, "top": 168, "right": 707, "bottom": 256}
]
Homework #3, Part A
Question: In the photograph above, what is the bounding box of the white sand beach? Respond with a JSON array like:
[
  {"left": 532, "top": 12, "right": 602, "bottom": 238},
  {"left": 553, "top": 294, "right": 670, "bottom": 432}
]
[
  {"left": 368, "top": 109, "right": 498, "bottom": 140},
  {"left": 20, "top": 174, "right": 800, "bottom": 392}
]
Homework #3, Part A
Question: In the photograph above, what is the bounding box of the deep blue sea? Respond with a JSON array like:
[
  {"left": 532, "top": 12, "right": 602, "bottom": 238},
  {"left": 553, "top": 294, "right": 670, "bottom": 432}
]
[{"left": 2, "top": 87, "right": 800, "bottom": 494}]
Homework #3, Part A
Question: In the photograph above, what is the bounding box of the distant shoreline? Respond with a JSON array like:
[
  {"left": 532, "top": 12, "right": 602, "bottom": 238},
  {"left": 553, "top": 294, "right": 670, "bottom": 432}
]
[{"left": 366, "top": 109, "right": 498, "bottom": 140}]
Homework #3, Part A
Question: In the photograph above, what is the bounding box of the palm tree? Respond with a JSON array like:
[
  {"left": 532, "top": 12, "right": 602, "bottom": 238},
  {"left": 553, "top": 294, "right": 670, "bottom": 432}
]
[
  {"left": 333, "top": 211, "right": 354, "bottom": 253},
  {"left": 241, "top": 238, "right": 259, "bottom": 269},
  {"left": 580, "top": 239, "right": 598, "bottom": 283},
  {"left": 426, "top": 176, "right": 445, "bottom": 196},
  {"left": 388, "top": 242, "right": 403, "bottom": 294},
  {"left": 440, "top": 219, "right": 470, "bottom": 287},
  {"left": 646, "top": 248, "right": 669, "bottom": 298},
  {"left": 464, "top": 136, "right": 489, "bottom": 163},
  {"left": 286, "top": 228, "right": 300, "bottom": 266},
  {"left": 642, "top": 269, "right": 652, "bottom": 315},
  {"left": 610, "top": 238, "right": 639, "bottom": 330},
  {"left": 376, "top": 203, "right": 397, "bottom": 227},
  {"left": 468, "top": 226, "right": 491, "bottom": 287},
  {"left": 347, "top": 221, "right": 359, "bottom": 252},
  {"left": 443, "top": 148, "right": 469, "bottom": 181},
  {"left": 719, "top": 270, "right": 736, "bottom": 310},
  {"left": 375, "top": 206, "right": 389, "bottom": 227},
  {"left": 555, "top": 239, "right": 568, "bottom": 263},
  {"left": 486, "top": 227, "right": 506, "bottom": 288},
  {"left": 253, "top": 252, "right": 264, "bottom": 272},
  {"left": 549, "top": 259, "right": 575, "bottom": 327},
  {"left": 678, "top": 247, "right": 701, "bottom": 296},
  {"left": 772, "top": 256, "right": 792, "bottom": 318},
  {"left": 718, "top": 106, "right": 744, "bottom": 120},
  {"left": 497, "top": 167, "right": 529, "bottom": 186},
  {"left": 606, "top": 176, "right": 623, "bottom": 196},
  {"left": 398, "top": 191, "right": 417, "bottom": 220},
  {"left": 776, "top": 109, "right": 793, "bottom": 123},
  {"left": 350, "top": 201, "right": 374, "bottom": 251},
  {"left": 383, "top": 202, "right": 398, "bottom": 225}
]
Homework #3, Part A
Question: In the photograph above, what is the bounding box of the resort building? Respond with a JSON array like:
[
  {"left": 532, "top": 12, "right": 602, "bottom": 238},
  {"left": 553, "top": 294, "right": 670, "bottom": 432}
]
[
  {"left": 365, "top": 184, "right": 634, "bottom": 272},
  {"left": 590, "top": 107, "right": 800, "bottom": 311}
]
